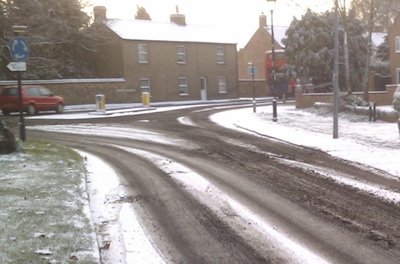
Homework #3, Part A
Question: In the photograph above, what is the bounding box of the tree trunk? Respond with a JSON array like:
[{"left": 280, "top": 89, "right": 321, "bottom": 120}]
[
  {"left": 344, "top": 28, "right": 351, "bottom": 94},
  {"left": 362, "top": 0, "right": 375, "bottom": 102}
]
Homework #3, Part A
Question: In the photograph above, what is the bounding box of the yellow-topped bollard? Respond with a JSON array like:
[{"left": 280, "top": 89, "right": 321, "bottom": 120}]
[
  {"left": 142, "top": 92, "right": 150, "bottom": 108},
  {"left": 96, "top": 94, "right": 105, "bottom": 114}
]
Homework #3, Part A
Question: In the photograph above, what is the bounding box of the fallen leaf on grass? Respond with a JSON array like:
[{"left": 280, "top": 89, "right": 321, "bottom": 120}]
[{"left": 100, "top": 242, "right": 111, "bottom": 250}]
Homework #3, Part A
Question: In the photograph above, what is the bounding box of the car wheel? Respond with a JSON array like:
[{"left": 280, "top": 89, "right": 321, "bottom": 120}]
[
  {"left": 56, "top": 103, "right": 64, "bottom": 114},
  {"left": 27, "top": 104, "right": 37, "bottom": 115}
]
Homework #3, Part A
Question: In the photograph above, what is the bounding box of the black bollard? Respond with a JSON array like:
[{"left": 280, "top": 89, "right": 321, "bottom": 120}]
[
  {"left": 369, "top": 104, "right": 372, "bottom": 122},
  {"left": 398, "top": 118, "right": 400, "bottom": 138},
  {"left": 272, "top": 98, "right": 277, "bottom": 122},
  {"left": 373, "top": 102, "right": 377, "bottom": 122}
]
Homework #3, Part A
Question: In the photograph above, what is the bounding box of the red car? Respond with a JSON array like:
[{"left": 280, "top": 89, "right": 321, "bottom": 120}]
[{"left": 0, "top": 85, "right": 64, "bottom": 115}]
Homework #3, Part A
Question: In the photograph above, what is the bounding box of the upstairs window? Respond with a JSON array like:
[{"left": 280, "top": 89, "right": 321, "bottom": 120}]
[
  {"left": 138, "top": 44, "right": 148, "bottom": 63},
  {"left": 140, "top": 78, "right": 150, "bottom": 93},
  {"left": 179, "top": 77, "right": 188, "bottom": 95},
  {"left": 218, "top": 76, "right": 227, "bottom": 93},
  {"left": 396, "top": 37, "right": 400, "bottom": 53},
  {"left": 217, "top": 46, "right": 225, "bottom": 64},
  {"left": 177, "top": 45, "right": 186, "bottom": 63}
]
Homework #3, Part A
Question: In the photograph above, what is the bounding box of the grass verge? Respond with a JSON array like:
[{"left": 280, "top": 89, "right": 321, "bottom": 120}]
[{"left": 0, "top": 139, "right": 99, "bottom": 263}]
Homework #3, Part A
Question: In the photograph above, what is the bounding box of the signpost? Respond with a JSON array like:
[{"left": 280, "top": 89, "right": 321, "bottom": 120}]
[
  {"left": 9, "top": 27, "right": 29, "bottom": 141},
  {"left": 9, "top": 36, "right": 29, "bottom": 62},
  {"left": 248, "top": 63, "right": 257, "bottom": 113},
  {"left": 7, "top": 62, "right": 26, "bottom": 72}
]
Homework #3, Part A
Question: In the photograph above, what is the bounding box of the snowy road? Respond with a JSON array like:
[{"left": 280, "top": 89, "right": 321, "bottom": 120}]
[{"left": 25, "top": 102, "right": 400, "bottom": 263}]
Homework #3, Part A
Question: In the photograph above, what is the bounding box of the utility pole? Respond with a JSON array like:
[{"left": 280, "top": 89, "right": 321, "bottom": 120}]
[{"left": 333, "top": 0, "right": 339, "bottom": 139}]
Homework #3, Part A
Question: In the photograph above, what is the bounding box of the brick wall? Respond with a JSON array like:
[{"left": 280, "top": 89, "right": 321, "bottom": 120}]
[
  {"left": 295, "top": 85, "right": 398, "bottom": 109},
  {"left": 0, "top": 79, "right": 132, "bottom": 105}
]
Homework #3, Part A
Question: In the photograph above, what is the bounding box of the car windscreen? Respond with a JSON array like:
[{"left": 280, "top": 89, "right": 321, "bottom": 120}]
[{"left": 1, "top": 88, "right": 18, "bottom": 96}]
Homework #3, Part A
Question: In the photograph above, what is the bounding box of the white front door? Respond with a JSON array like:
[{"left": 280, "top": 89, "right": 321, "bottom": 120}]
[{"left": 200, "top": 77, "right": 207, "bottom": 101}]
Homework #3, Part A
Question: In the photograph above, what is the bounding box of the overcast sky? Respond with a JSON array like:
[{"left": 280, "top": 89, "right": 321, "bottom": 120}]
[{"left": 88, "top": 0, "right": 336, "bottom": 48}]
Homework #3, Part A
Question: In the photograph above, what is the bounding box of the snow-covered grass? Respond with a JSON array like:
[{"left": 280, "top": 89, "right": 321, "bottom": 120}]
[{"left": 0, "top": 139, "right": 99, "bottom": 263}]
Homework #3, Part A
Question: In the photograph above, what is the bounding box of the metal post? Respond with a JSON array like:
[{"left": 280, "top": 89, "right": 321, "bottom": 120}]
[
  {"left": 369, "top": 103, "right": 372, "bottom": 122},
  {"left": 248, "top": 62, "right": 256, "bottom": 113},
  {"left": 272, "top": 98, "right": 277, "bottom": 122},
  {"left": 270, "top": 8, "right": 276, "bottom": 99},
  {"left": 397, "top": 118, "right": 400, "bottom": 138},
  {"left": 333, "top": 0, "right": 339, "bottom": 139},
  {"left": 17, "top": 71, "right": 26, "bottom": 141},
  {"left": 372, "top": 102, "right": 376, "bottom": 122},
  {"left": 252, "top": 72, "right": 256, "bottom": 113}
]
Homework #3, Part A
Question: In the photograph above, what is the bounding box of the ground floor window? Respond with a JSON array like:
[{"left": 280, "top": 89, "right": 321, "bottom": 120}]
[
  {"left": 140, "top": 78, "right": 151, "bottom": 94},
  {"left": 179, "top": 77, "right": 188, "bottom": 95},
  {"left": 218, "top": 76, "right": 227, "bottom": 93}
]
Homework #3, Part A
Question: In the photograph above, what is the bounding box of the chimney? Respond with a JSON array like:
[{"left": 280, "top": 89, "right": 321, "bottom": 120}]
[
  {"left": 170, "top": 5, "right": 186, "bottom": 26},
  {"left": 94, "top": 6, "right": 107, "bottom": 22},
  {"left": 259, "top": 12, "right": 267, "bottom": 28}
]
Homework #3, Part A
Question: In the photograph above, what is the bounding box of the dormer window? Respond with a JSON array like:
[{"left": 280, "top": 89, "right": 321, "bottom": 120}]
[
  {"left": 177, "top": 45, "right": 186, "bottom": 63},
  {"left": 217, "top": 46, "right": 225, "bottom": 64}
]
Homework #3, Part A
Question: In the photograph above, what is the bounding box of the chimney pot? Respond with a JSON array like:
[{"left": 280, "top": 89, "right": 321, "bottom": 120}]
[
  {"left": 259, "top": 12, "right": 267, "bottom": 28},
  {"left": 94, "top": 6, "right": 107, "bottom": 22},
  {"left": 170, "top": 6, "right": 186, "bottom": 26}
]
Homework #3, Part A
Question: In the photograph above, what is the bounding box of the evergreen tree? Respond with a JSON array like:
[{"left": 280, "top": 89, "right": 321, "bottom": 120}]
[
  {"left": 135, "top": 6, "right": 151, "bottom": 21},
  {"left": 282, "top": 9, "right": 367, "bottom": 91},
  {"left": 0, "top": 0, "right": 98, "bottom": 79}
]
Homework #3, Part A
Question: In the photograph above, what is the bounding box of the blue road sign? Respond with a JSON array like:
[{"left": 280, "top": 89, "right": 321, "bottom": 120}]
[{"left": 9, "top": 36, "right": 29, "bottom": 62}]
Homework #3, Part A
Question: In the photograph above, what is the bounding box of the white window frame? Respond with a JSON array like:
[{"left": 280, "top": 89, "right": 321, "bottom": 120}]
[
  {"left": 217, "top": 46, "right": 225, "bottom": 64},
  {"left": 396, "top": 37, "right": 400, "bottom": 53},
  {"left": 218, "top": 76, "right": 227, "bottom": 93},
  {"left": 177, "top": 45, "right": 186, "bottom": 64},
  {"left": 138, "top": 44, "right": 148, "bottom": 63},
  {"left": 179, "top": 77, "right": 188, "bottom": 95},
  {"left": 140, "top": 78, "right": 150, "bottom": 94}
]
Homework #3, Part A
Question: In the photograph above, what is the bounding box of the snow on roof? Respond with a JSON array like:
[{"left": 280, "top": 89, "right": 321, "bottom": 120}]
[
  {"left": 105, "top": 19, "right": 237, "bottom": 45},
  {"left": 266, "top": 25, "right": 289, "bottom": 48}
]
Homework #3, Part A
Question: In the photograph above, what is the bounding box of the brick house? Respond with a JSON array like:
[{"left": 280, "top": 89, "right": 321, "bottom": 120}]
[
  {"left": 90, "top": 6, "right": 239, "bottom": 103},
  {"left": 389, "top": 15, "right": 400, "bottom": 84},
  {"left": 237, "top": 13, "right": 287, "bottom": 97}
]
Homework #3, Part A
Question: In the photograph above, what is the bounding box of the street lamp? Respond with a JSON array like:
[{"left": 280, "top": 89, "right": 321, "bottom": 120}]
[
  {"left": 267, "top": 0, "right": 278, "bottom": 121},
  {"left": 267, "top": 0, "right": 276, "bottom": 97}
]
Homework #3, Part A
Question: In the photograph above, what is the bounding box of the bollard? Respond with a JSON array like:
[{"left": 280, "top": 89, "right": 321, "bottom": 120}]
[
  {"left": 373, "top": 102, "right": 377, "bottom": 122},
  {"left": 141, "top": 92, "right": 150, "bottom": 108},
  {"left": 96, "top": 94, "right": 106, "bottom": 114},
  {"left": 369, "top": 104, "right": 372, "bottom": 122},
  {"left": 272, "top": 98, "right": 278, "bottom": 122},
  {"left": 398, "top": 118, "right": 400, "bottom": 138}
]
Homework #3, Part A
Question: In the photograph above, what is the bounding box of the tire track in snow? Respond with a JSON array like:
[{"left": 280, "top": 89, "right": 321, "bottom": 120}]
[{"left": 115, "top": 145, "right": 330, "bottom": 264}]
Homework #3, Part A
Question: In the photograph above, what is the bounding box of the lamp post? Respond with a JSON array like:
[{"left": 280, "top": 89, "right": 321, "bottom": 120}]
[
  {"left": 267, "top": 0, "right": 276, "bottom": 98},
  {"left": 11, "top": 25, "right": 28, "bottom": 141}
]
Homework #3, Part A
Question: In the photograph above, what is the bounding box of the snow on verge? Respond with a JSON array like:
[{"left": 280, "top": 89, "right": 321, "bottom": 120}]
[{"left": 78, "top": 150, "right": 166, "bottom": 264}]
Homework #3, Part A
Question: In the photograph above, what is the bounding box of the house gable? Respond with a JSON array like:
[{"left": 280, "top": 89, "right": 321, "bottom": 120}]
[{"left": 237, "top": 13, "right": 286, "bottom": 80}]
